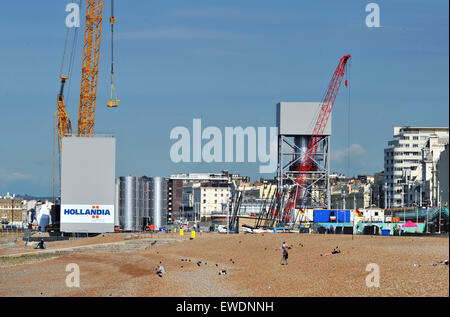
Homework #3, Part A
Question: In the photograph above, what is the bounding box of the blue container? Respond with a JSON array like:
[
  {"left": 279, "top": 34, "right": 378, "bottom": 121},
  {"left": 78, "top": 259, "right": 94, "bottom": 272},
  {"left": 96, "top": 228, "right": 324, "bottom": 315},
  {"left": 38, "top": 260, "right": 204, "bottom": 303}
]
[
  {"left": 381, "top": 229, "right": 390, "bottom": 236},
  {"left": 313, "top": 210, "right": 331, "bottom": 223},
  {"left": 313, "top": 210, "right": 351, "bottom": 223}
]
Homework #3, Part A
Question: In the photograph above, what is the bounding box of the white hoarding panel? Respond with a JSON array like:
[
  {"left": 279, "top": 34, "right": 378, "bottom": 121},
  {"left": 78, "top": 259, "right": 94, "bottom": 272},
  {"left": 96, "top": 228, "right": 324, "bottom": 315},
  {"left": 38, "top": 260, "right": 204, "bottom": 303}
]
[
  {"left": 61, "top": 136, "right": 116, "bottom": 233},
  {"left": 61, "top": 205, "right": 114, "bottom": 224}
]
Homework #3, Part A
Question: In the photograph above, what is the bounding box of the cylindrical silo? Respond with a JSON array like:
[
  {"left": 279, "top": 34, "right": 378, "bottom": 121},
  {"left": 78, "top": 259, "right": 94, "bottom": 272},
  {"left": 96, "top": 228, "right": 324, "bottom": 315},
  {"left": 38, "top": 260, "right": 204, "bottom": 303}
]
[
  {"left": 292, "top": 136, "right": 310, "bottom": 169},
  {"left": 150, "top": 177, "right": 168, "bottom": 230},
  {"left": 114, "top": 178, "right": 120, "bottom": 227},
  {"left": 143, "top": 178, "right": 151, "bottom": 228},
  {"left": 120, "top": 176, "right": 138, "bottom": 231},
  {"left": 136, "top": 177, "right": 145, "bottom": 231}
]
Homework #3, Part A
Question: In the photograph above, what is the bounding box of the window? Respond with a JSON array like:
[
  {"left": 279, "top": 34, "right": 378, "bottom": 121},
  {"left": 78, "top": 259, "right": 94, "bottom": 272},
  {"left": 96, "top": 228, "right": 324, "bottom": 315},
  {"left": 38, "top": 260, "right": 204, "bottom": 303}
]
[
  {"left": 413, "top": 136, "right": 419, "bottom": 140},
  {"left": 203, "top": 200, "right": 206, "bottom": 203},
  {"left": 413, "top": 144, "right": 418, "bottom": 148}
]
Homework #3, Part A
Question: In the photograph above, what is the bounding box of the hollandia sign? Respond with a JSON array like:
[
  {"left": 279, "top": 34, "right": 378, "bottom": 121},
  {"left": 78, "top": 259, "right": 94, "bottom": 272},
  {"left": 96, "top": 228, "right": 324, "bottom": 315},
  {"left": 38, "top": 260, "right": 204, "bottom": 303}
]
[{"left": 61, "top": 204, "right": 114, "bottom": 224}]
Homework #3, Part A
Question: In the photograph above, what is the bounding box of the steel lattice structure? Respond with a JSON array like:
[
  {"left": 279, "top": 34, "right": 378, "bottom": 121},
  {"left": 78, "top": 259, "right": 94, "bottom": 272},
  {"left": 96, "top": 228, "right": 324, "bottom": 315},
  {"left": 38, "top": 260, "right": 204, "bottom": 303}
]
[
  {"left": 77, "top": 0, "right": 105, "bottom": 137},
  {"left": 280, "top": 55, "right": 351, "bottom": 224}
]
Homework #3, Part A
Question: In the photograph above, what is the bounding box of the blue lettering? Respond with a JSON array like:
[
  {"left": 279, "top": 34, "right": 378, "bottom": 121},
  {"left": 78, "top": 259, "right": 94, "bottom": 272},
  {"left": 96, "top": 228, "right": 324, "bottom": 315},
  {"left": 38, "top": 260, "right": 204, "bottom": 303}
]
[{"left": 63, "top": 207, "right": 112, "bottom": 216}]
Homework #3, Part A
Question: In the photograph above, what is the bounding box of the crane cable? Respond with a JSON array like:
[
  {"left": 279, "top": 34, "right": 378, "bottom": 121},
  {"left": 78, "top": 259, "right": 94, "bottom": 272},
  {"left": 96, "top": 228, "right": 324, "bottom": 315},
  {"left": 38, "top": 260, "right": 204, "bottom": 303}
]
[
  {"left": 58, "top": 0, "right": 80, "bottom": 80},
  {"left": 346, "top": 59, "right": 351, "bottom": 179},
  {"left": 53, "top": 0, "right": 81, "bottom": 201},
  {"left": 65, "top": 1, "right": 80, "bottom": 109},
  {"left": 108, "top": 0, "right": 119, "bottom": 107}
]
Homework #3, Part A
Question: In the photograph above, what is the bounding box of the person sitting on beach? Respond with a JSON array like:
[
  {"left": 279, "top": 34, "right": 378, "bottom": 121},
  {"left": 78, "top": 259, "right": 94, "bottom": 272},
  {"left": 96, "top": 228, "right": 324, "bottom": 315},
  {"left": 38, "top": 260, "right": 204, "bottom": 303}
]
[
  {"left": 155, "top": 264, "right": 166, "bottom": 277},
  {"left": 35, "top": 239, "right": 46, "bottom": 250}
]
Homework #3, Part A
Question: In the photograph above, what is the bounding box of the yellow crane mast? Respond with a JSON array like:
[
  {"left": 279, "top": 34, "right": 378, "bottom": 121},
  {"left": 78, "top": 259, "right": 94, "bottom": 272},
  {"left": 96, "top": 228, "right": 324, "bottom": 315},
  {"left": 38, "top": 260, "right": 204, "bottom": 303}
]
[{"left": 77, "top": 0, "right": 105, "bottom": 137}]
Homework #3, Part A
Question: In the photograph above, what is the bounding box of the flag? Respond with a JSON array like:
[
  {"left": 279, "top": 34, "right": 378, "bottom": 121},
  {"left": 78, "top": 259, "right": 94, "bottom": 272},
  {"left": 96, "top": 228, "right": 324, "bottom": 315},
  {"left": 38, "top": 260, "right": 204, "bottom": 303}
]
[{"left": 355, "top": 209, "right": 363, "bottom": 217}]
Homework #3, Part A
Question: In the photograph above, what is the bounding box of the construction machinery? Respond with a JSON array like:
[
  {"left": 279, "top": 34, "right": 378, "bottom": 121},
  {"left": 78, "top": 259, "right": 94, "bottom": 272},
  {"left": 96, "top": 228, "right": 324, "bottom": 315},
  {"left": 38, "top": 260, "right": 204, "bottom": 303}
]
[
  {"left": 280, "top": 54, "right": 351, "bottom": 225},
  {"left": 54, "top": 0, "right": 118, "bottom": 196},
  {"left": 228, "top": 185, "right": 245, "bottom": 233},
  {"left": 280, "top": 54, "right": 351, "bottom": 226},
  {"left": 251, "top": 55, "right": 351, "bottom": 230}
]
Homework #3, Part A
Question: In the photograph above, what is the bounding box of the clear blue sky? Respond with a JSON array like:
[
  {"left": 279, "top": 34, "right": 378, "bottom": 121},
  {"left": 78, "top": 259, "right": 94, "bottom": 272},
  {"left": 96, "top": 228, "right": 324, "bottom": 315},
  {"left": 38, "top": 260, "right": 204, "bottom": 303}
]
[{"left": 0, "top": 0, "right": 448, "bottom": 196}]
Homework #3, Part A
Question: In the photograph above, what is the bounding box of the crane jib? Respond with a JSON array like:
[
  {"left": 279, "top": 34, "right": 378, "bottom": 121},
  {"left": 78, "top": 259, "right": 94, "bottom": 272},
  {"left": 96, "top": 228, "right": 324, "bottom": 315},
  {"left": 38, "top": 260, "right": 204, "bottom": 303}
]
[{"left": 282, "top": 54, "right": 351, "bottom": 219}]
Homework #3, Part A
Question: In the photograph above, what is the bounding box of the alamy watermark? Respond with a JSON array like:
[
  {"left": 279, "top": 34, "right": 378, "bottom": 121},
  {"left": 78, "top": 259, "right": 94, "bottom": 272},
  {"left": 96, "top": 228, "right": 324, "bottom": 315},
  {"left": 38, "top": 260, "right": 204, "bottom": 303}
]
[
  {"left": 65, "top": 263, "right": 80, "bottom": 288},
  {"left": 365, "top": 263, "right": 380, "bottom": 287},
  {"left": 169, "top": 119, "right": 278, "bottom": 173},
  {"left": 65, "top": 2, "right": 80, "bottom": 28},
  {"left": 365, "top": 3, "right": 380, "bottom": 27}
]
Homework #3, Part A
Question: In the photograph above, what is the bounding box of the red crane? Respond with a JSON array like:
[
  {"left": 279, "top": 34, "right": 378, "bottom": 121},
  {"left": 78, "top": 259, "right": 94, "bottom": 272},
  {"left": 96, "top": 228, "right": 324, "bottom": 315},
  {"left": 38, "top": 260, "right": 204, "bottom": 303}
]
[{"left": 281, "top": 54, "right": 351, "bottom": 223}]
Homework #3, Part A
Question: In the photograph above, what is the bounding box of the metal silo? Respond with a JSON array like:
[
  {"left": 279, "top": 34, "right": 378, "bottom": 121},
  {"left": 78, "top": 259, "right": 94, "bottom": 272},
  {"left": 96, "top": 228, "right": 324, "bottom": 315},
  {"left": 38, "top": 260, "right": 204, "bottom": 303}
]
[
  {"left": 143, "top": 177, "right": 151, "bottom": 228},
  {"left": 150, "top": 177, "right": 168, "bottom": 230},
  {"left": 135, "top": 177, "right": 146, "bottom": 231},
  {"left": 120, "top": 176, "right": 138, "bottom": 231},
  {"left": 114, "top": 178, "right": 120, "bottom": 227}
]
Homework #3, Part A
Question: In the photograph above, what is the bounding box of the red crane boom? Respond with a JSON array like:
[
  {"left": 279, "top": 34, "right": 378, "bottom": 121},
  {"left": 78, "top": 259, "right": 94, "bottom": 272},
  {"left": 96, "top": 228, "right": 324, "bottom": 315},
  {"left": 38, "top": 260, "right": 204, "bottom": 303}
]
[{"left": 282, "top": 54, "right": 351, "bottom": 222}]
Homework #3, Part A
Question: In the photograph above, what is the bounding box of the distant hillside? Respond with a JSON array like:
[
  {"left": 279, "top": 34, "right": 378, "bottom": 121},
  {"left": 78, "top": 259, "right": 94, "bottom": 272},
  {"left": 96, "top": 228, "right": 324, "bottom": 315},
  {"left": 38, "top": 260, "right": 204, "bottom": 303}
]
[{"left": 15, "top": 194, "right": 54, "bottom": 201}]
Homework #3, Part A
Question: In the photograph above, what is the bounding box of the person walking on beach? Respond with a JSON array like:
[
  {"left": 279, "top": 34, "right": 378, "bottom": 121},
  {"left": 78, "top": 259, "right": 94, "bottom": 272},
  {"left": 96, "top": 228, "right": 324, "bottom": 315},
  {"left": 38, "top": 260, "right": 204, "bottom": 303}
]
[{"left": 280, "top": 242, "right": 289, "bottom": 265}]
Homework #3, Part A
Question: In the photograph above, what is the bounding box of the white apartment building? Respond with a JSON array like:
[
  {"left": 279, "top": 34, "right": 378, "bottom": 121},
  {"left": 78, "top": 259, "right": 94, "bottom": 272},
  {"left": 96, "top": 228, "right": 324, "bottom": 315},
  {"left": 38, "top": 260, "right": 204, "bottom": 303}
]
[
  {"left": 193, "top": 183, "right": 231, "bottom": 219},
  {"left": 384, "top": 126, "right": 449, "bottom": 208}
]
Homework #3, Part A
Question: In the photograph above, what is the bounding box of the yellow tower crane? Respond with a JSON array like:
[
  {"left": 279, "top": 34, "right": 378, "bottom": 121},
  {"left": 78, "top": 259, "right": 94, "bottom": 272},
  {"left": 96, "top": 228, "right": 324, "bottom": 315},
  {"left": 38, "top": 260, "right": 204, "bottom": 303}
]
[{"left": 54, "top": 0, "right": 118, "bottom": 196}]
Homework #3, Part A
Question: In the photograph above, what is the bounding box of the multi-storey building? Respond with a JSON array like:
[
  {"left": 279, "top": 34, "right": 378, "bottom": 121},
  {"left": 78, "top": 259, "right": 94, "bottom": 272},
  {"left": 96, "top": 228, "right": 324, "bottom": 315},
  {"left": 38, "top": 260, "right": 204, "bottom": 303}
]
[
  {"left": 193, "top": 183, "right": 231, "bottom": 220},
  {"left": 167, "top": 179, "right": 183, "bottom": 223},
  {"left": 437, "top": 144, "right": 449, "bottom": 206},
  {"left": 330, "top": 180, "right": 371, "bottom": 209},
  {"left": 384, "top": 126, "right": 449, "bottom": 208},
  {"left": 370, "top": 171, "right": 385, "bottom": 208},
  {"left": 0, "top": 194, "right": 23, "bottom": 225}
]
